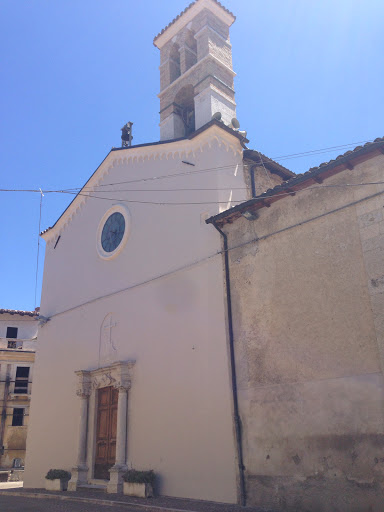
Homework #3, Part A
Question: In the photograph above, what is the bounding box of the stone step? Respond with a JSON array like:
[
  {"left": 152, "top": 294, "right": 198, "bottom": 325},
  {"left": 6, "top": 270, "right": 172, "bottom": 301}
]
[{"left": 77, "top": 482, "right": 107, "bottom": 492}]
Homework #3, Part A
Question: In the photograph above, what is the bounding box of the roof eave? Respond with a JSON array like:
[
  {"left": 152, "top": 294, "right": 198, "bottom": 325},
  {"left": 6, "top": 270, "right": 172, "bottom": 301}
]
[
  {"left": 243, "top": 150, "right": 295, "bottom": 179},
  {"left": 39, "top": 120, "right": 247, "bottom": 240},
  {"left": 207, "top": 138, "right": 384, "bottom": 226},
  {"left": 0, "top": 309, "right": 39, "bottom": 317}
]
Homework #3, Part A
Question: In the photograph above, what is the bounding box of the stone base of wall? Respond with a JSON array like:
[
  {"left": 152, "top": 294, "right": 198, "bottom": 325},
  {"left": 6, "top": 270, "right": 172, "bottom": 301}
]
[{"left": 246, "top": 474, "right": 384, "bottom": 512}]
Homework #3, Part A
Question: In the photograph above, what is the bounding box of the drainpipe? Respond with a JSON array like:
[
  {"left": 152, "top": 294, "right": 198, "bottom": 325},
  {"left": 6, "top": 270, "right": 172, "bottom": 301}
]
[
  {"left": 212, "top": 221, "right": 246, "bottom": 506},
  {"left": 250, "top": 165, "right": 257, "bottom": 198}
]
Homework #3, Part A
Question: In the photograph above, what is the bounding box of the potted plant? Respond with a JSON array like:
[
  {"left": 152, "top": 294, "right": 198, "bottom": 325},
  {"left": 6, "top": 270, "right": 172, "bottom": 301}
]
[
  {"left": 45, "top": 469, "right": 71, "bottom": 491},
  {"left": 122, "top": 469, "right": 155, "bottom": 498}
]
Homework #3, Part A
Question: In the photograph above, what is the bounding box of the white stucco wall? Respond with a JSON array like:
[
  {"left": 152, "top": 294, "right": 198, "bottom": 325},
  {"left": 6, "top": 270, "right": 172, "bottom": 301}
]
[
  {"left": 0, "top": 315, "right": 38, "bottom": 343},
  {"left": 24, "top": 127, "right": 247, "bottom": 502}
]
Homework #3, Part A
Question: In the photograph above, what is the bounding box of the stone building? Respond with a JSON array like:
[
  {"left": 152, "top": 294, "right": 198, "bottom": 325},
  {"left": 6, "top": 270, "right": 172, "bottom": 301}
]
[
  {"left": 0, "top": 309, "right": 38, "bottom": 478},
  {"left": 207, "top": 138, "right": 384, "bottom": 511},
  {"left": 22, "top": 0, "right": 384, "bottom": 509}
]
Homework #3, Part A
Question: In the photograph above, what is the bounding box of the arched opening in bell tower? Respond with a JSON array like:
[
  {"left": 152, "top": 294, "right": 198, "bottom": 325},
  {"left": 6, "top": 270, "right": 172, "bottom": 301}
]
[
  {"left": 174, "top": 85, "right": 195, "bottom": 137},
  {"left": 169, "top": 43, "right": 181, "bottom": 83},
  {"left": 184, "top": 30, "right": 197, "bottom": 70}
]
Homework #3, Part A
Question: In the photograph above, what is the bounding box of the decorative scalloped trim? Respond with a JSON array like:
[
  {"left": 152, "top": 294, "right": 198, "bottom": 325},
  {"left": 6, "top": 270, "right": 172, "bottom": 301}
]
[{"left": 43, "top": 129, "right": 242, "bottom": 244}]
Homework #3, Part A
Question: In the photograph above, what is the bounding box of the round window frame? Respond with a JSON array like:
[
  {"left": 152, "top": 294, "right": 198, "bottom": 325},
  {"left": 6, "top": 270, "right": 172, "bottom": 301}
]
[{"left": 96, "top": 204, "right": 131, "bottom": 260}]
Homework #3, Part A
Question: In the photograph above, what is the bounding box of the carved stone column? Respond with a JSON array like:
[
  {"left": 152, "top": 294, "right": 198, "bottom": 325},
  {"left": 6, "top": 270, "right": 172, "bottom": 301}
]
[
  {"left": 107, "top": 363, "right": 132, "bottom": 494},
  {"left": 115, "top": 387, "right": 128, "bottom": 466},
  {"left": 68, "top": 371, "right": 91, "bottom": 492}
]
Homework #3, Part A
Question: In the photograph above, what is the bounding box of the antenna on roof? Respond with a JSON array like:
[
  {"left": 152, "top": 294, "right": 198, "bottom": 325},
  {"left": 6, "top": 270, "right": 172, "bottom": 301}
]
[{"left": 212, "top": 112, "right": 222, "bottom": 121}]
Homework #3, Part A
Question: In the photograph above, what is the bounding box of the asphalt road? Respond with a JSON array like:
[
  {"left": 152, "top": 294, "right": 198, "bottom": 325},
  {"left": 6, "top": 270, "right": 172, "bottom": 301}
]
[{"left": 0, "top": 495, "right": 140, "bottom": 512}]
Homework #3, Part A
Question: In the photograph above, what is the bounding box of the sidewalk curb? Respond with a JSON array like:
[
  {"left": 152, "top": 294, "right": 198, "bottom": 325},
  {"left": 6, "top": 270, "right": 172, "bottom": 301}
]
[{"left": 1, "top": 491, "right": 204, "bottom": 512}]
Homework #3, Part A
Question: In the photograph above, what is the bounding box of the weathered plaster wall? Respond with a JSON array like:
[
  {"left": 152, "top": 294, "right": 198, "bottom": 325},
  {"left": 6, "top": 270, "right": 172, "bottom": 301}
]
[
  {"left": 0, "top": 313, "right": 36, "bottom": 469},
  {"left": 24, "top": 130, "right": 247, "bottom": 503},
  {"left": 241, "top": 160, "right": 284, "bottom": 201},
  {"left": 224, "top": 154, "right": 384, "bottom": 511}
]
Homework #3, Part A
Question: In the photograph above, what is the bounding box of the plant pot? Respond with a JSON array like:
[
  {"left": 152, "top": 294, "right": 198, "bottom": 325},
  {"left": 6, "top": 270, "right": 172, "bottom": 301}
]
[
  {"left": 45, "top": 478, "right": 68, "bottom": 491},
  {"left": 123, "top": 481, "right": 153, "bottom": 498}
]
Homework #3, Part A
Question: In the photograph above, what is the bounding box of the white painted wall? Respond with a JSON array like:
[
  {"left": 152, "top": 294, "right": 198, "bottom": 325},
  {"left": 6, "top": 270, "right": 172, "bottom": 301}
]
[
  {"left": 0, "top": 315, "right": 38, "bottom": 344},
  {"left": 24, "top": 127, "right": 247, "bottom": 502}
]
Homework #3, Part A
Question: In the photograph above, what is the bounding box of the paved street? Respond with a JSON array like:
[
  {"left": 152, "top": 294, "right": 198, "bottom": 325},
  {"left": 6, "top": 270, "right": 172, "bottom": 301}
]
[
  {"left": 0, "top": 495, "right": 141, "bottom": 512},
  {"left": 0, "top": 489, "right": 276, "bottom": 512}
]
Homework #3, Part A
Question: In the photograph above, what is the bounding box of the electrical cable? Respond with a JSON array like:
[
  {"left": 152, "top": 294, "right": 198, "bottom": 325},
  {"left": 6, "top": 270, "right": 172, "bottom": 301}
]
[
  {"left": 270, "top": 141, "right": 381, "bottom": 160},
  {"left": 2, "top": 181, "right": 384, "bottom": 206},
  {"left": 0, "top": 162, "right": 248, "bottom": 194},
  {"left": 65, "top": 190, "right": 253, "bottom": 205},
  {"left": 256, "top": 150, "right": 274, "bottom": 188},
  {"left": 42, "top": 187, "right": 384, "bottom": 322},
  {"left": 0, "top": 139, "right": 381, "bottom": 194},
  {"left": 53, "top": 181, "right": 384, "bottom": 206}
]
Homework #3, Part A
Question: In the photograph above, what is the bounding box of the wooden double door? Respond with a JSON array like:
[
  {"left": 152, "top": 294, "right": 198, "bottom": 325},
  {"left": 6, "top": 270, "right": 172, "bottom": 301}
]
[{"left": 94, "top": 386, "right": 118, "bottom": 480}]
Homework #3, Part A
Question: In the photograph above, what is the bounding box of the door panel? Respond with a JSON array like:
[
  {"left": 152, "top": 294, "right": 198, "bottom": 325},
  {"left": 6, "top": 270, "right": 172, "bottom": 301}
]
[{"left": 94, "top": 386, "right": 118, "bottom": 480}]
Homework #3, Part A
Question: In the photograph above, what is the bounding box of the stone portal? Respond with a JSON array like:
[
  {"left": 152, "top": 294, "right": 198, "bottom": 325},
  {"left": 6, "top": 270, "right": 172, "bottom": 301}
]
[{"left": 68, "top": 361, "right": 135, "bottom": 493}]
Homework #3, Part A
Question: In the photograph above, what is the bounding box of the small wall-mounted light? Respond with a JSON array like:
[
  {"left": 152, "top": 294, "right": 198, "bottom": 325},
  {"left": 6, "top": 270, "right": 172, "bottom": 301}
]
[{"left": 242, "top": 210, "right": 259, "bottom": 221}]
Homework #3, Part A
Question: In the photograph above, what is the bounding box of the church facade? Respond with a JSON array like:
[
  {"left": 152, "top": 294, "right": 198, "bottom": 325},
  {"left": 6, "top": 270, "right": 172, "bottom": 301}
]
[{"left": 24, "top": 0, "right": 275, "bottom": 502}]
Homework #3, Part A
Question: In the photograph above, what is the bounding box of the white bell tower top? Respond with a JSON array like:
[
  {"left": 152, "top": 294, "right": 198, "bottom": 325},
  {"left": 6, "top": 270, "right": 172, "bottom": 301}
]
[{"left": 153, "top": 0, "right": 237, "bottom": 141}]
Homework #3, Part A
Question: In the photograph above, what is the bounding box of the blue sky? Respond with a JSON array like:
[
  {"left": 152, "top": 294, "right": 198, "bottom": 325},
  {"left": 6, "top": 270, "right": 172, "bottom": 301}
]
[{"left": 1, "top": 0, "right": 383, "bottom": 311}]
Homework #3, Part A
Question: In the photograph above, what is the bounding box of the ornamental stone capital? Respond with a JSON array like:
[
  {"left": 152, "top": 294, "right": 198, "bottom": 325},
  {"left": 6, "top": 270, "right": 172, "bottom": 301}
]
[
  {"left": 113, "top": 380, "right": 131, "bottom": 392},
  {"left": 76, "top": 388, "right": 91, "bottom": 399},
  {"left": 75, "top": 370, "right": 92, "bottom": 399}
]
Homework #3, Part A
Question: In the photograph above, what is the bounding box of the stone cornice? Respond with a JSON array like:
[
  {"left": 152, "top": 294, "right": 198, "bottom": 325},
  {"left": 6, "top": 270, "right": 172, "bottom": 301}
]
[
  {"left": 153, "top": 0, "right": 235, "bottom": 50},
  {"left": 158, "top": 53, "right": 236, "bottom": 98},
  {"left": 194, "top": 23, "right": 231, "bottom": 45},
  {"left": 42, "top": 125, "right": 243, "bottom": 244}
]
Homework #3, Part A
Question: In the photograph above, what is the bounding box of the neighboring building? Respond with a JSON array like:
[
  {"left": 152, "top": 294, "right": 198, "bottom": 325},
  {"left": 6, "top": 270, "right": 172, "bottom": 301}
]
[
  {"left": 0, "top": 309, "right": 38, "bottom": 475},
  {"left": 207, "top": 138, "right": 384, "bottom": 511}
]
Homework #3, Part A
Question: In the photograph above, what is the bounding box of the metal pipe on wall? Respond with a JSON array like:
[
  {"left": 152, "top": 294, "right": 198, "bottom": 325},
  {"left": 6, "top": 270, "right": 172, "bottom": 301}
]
[{"left": 211, "top": 221, "right": 246, "bottom": 507}]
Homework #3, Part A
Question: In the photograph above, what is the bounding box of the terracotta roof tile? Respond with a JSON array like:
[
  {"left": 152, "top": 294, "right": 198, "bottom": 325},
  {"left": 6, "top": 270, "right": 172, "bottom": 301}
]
[
  {"left": 207, "top": 137, "right": 384, "bottom": 225},
  {"left": 40, "top": 226, "right": 53, "bottom": 236},
  {"left": 0, "top": 308, "right": 39, "bottom": 317},
  {"left": 153, "top": 0, "right": 235, "bottom": 44},
  {"left": 243, "top": 149, "right": 295, "bottom": 179}
]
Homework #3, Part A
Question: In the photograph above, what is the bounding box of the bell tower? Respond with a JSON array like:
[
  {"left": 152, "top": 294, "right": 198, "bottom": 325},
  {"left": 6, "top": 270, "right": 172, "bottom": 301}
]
[{"left": 153, "top": 0, "right": 237, "bottom": 141}]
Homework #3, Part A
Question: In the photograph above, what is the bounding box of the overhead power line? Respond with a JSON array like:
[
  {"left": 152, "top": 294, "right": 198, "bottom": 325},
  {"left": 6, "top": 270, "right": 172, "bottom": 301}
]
[
  {"left": 43, "top": 188, "right": 384, "bottom": 322},
  {"left": 0, "top": 138, "right": 381, "bottom": 195},
  {"left": 270, "top": 141, "right": 377, "bottom": 160},
  {"left": 47, "top": 138, "right": 384, "bottom": 192},
  {"left": 55, "top": 181, "right": 384, "bottom": 206},
  {"left": 2, "top": 181, "right": 384, "bottom": 206}
]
